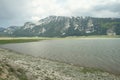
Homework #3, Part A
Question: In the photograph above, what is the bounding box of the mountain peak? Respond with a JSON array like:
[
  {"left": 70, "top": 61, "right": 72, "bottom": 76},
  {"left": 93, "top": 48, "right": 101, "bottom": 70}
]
[{"left": 1, "top": 16, "right": 120, "bottom": 37}]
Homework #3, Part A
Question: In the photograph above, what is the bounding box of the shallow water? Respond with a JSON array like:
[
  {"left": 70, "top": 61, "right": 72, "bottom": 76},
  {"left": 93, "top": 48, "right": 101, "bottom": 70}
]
[{"left": 1, "top": 38, "right": 120, "bottom": 74}]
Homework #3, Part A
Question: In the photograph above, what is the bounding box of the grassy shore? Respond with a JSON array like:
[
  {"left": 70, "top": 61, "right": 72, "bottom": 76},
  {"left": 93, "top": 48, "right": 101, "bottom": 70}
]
[
  {"left": 0, "top": 35, "right": 120, "bottom": 44},
  {"left": 65, "top": 35, "right": 120, "bottom": 38},
  {"left": 0, "top": 37, "right": 49, "bottom": 44},
  {"left": 0, "top": 39, "right": 43, "bottom": 44}
]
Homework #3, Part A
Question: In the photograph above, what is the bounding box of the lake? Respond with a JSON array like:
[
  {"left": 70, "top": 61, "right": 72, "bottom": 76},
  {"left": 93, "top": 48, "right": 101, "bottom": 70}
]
[{"left": 1, "top": 38, "right": 120, "bottom": 74}]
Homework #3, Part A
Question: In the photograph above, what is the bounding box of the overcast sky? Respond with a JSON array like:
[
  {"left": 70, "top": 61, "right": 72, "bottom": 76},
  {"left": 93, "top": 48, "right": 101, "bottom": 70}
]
[{"left": 0, "top": 0, "right": 120, "bottom": 27}]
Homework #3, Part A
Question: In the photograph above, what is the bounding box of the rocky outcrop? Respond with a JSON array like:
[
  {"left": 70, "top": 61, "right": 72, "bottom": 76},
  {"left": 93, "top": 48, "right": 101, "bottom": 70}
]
[{"left": 0, "top": 57, "right": 28, "bottom": 80}]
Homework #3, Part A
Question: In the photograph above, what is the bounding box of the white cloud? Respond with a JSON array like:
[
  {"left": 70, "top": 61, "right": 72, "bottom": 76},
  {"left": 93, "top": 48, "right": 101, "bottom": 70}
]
[
  {"left": 27, "top": 0, "right": 120, "bottom": 18},
  {"left": 0, "top": 0, "right": 120, "bottom": 27},
  {"left": 31, "top": 16, "right": 40, "bottom": 21}
]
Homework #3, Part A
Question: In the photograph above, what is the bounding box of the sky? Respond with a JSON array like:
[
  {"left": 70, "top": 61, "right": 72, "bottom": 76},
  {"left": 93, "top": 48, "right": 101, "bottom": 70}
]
[{"left": 0, "top": 0, "right": 120, "bottom": 27}]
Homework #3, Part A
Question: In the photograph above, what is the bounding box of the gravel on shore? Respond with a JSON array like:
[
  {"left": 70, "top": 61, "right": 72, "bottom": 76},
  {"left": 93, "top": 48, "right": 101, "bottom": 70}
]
[{"left": 0, "top": 48, "right": 120, "bottom": 80}]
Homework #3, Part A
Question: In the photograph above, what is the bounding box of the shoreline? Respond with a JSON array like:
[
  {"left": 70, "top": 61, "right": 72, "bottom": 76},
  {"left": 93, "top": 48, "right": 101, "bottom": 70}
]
[
  {"left": 1, "top": 47, "right": 120, "bottom": 76},
  {"left": 0, "top": 48, "right": 120, "bottom": 80},
  {"left": 1, "top": 37, "right": 120, "bottom": 45}
]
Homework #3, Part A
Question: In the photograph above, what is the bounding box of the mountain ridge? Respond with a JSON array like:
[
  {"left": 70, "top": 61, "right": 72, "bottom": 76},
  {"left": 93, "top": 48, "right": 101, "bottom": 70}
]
[{"left": 0, "top": 16, "right": 120, "bottom": 37}]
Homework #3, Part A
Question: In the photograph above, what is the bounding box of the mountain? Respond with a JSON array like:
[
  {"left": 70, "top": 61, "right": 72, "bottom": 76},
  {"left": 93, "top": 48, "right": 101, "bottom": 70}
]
[
  {"left": 1, "top": 16, "right": 120, "bottom": 37},
  {"left": 0, "top": 27, "right": 5, "bottom": 32},
  {"left": 0, "top": 27, "right": 6, "bottom": 36},
  {"left": 3, "top": 26, "right": 20, "bottom": 34}
]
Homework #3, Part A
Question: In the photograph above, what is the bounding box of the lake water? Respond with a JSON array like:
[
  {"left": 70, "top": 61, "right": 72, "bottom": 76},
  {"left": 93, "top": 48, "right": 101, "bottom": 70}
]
[{"left": 1, "top": 38, "right": 120, "bottom": 74}]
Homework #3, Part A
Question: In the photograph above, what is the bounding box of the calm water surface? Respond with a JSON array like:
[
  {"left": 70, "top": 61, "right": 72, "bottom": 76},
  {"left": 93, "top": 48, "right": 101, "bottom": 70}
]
[{"left": 1, "top": 38, "right": 120, "bottom": 74}]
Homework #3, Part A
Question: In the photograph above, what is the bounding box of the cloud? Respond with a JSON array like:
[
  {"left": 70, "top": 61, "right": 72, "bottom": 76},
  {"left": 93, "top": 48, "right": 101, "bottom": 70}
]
[
  {"left": 67, "top": 0, "right": 120, "bottom": 17},
  {"left": 0, "top": 0, "right": 120, "bottom": 27},
  {"left": 94, "top": 2, "right": 120, "bottom": 13},
  {"left": 31, "top": 16, "right": 40, "bottom": 21}
]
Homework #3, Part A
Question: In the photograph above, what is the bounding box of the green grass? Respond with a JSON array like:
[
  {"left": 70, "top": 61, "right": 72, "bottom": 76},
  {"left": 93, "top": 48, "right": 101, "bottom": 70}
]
[
  {"left": 65, "top": 35, "right": 120, "bottom": 38},
  {"left": 0, "top": 35, "right": 120, "bottom": 44},
  {"left": 0, "top": 39, "right": 45, "bottom": 44}
]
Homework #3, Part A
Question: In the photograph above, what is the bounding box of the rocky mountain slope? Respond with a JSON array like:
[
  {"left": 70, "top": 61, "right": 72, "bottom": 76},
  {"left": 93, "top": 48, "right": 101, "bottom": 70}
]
[{"left": 1, "top": 16, "right": 120, "bottom": 37}]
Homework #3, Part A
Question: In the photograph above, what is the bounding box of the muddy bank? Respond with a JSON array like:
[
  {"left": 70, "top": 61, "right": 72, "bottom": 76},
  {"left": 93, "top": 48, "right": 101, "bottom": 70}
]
[{"left": 0, "top": 48, "right": 120, "bottom": 80}]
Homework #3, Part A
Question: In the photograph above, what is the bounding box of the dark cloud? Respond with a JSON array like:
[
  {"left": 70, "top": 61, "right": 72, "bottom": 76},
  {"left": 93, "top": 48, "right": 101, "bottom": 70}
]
[
  {"left": 72, "top": 2, "right": 120, "bottom": 18},
  {"left": 94, "top": 3, "right": 120, "bottom": 13}
]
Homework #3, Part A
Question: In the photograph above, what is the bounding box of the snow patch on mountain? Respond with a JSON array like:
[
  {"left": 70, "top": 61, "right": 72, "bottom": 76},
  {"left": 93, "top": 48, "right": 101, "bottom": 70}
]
[
  {"left": 23, "top": 22, "right": 36, "bottom": 29},
  {"left": 64, "top": 19, "right": 70, "bottom": 29},
  {"left": 41, "top": 28, "right": 46, "bottom": 33}
]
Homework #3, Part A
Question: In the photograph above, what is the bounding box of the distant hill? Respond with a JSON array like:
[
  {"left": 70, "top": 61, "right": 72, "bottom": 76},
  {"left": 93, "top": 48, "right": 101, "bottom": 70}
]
[{"left": 1, "top": 16, "right": 120, "bottom": 37}]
